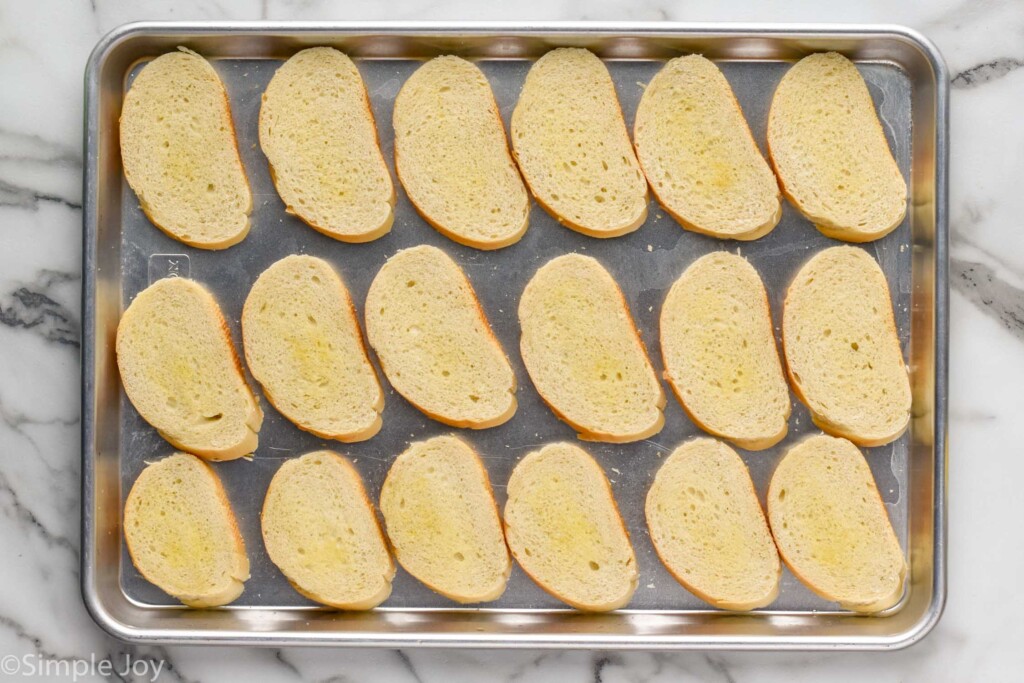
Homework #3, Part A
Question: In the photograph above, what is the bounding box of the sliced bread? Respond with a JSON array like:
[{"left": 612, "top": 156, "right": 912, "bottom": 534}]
[
  {"left": 767, "top": 52, "right": 908, "bottom": 242},
  {"left": 783, "top": 246, "right": 911, "bottom": 447},
  {"left": 646, "top": 438, "right": 780, "bottom": 611},
  {"left": 634, "top": 55, "right": 781, "bottom": 240},
  {"left": 394, "top": 56, "right": 530, "bottom": 249},
  {"left": 259, "top": 47, "right": 395, "bottom": 242},
  {"left": 379, "top": 435, "right": 511, "bottom": 603},
  {"left": 242, "top": 255, "right": 384, "bottom": 442},
  {"left": 660, "top": 252, "right": 790, "bottom": 450},
  {"left": 510, "top": 48, "right": 649, "bottom": 238},
  {"left": 116, "top": 277, "right": 263, "bottom": 461},
  {"left": 261, "top": 451, "right": 395, "bottom": 610},
  {"left": 120, "top": 48, "right": 252, "bottom": 249},
  {"left": 124, "top": 453, "right": 249, "bottom": 607},
  {"left": 767, "top": 434, "right": 907, "bottom": 613},
  {"left": 364, "top": 245, "right": 516, "bottom": 428},
  {"left": 518, "top": 253, "right": 664, "bottom": 442},
  {"left": 504, "top": 442, "right": 637, "bottom": 611}
]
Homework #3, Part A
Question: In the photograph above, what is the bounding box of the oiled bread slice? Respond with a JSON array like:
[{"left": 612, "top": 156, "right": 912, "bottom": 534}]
[
  {"left": 767, "top": 434, "right": 907, "bottom": 613},
  {"left": 116, "top": 277, "right": 263, "bottom": 461},
  {"left": 120, "top": 48, "right": 252, "bottom": 249},
  {"left": 365, "top": 245, "right": 516, "bottom": 428},
  {"left": 259, "top": 47, "right": 394, "bottom": 242},
  {"left": 242, "top": 255, "right": 383, "bottom": 442},
  {"left": 783, "top": 247, "right": 911, "bottom": 446},
  {"left": 646, "top": 438, "right": 780, "bottom": 611},
  {"left": 379, "top": 435, "right": 511, "bottom": 603},
  {"left": 519, "top": 254, "right": 664, "bottom": 442},
  {"left": 262, "top": 451, "right": 395, "bottom": 610},
  {"left": 634, "top": 55, "right": 781, "bottom": 240},
  {"left": 394, "top": 56, "right": 529, "bottom": 249},
  {"left": 511, "top": 48, "right": 648, "bottom": 238},
  {"left": 661, "top": 252, "right": 790, "bottom": 450},
  {"left": 767, "top": 52, "right": 907, "bottom": 242},
  {"left": 124, "top": 453, "right": 249, "bottom": 607},
  {"left": 504, "top": 443, "right": 637, "bottom": 611}
]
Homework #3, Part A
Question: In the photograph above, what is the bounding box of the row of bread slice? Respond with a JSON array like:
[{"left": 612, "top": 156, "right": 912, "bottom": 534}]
[
  {"left": 125, "top": 433, "right": 905, "bottom": 614},
  {"left": 114, "top": 244, "right": 912, "bottom": 463},
  {"left": 120, "top": 47, "right": 906, "bottom": 251}
]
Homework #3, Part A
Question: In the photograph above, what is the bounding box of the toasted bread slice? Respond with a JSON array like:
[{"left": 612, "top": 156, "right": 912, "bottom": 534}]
[
  {"left": 242, "top": 255, "right": 384, "bottom": 442},
  {"left": 259, "top": 47, "right": 394, "bottom": 242},
  {"left": 120, "top": 49, "right": 252, "bottom": 249},
  {"left": 116, "top": 277, "right": 263, "bottom": 461},
  {"left": 634, "top": 55, "right": 781, "bottom": 240},
  {"left": 519, "top": 253, "right": 664, "bottom": 442},
  {"left": 783, "top": 246, "right": 911, "bottom": 446},
  {"left": 124, "top": 453, "right": 249, "bottom": 607},
  {"left": 394, "top": 56, "right": 530, "bottom": 250},
  {"left": 767, "top": 434, "right": 907, "bottom": 613},
  {"left": 261, "top": 451, "right": 395, "bottom": 610},
  {"left": 646, "top": 438, "right": 780, "bottom": 611},
  {"left": 379, "top": 435, "right": 511, "bottom": 603},
  {"left": 504, "top": 442, "right": 637, "bottom": 611},
  {"left": 364, "top": 245, "right": 516, "bottom": 428},
  {"left": 660, "top": 252, "right": 790, "bottom": 450},
  {"left": 511, "top": 48, "right": 648, "bottom": 238},
  {"left": 767, "top": 52, "right": 908, "bottom": 242}
]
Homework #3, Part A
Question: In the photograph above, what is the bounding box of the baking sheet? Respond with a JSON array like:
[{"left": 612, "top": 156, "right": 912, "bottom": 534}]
[{"left": 118, "top": 55, "right": 913, "bottom": 613}]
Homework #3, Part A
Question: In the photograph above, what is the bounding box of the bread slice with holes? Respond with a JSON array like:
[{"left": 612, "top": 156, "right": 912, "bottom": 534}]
[
  {"left": 261, "top": 451, "right": 395, "bottom": 609},
  {"left": 242, "top": 255, "right": 383, "bottom": 442},
  {"left": 120, "top": 48, "right": 252, "bottom": 249},
  {"left": 783, "top": 246, "right": 911, "bottom": 447},
  {"left": 634, "top": 55, "right": 781, "bottom": 240},
  {"left": 394, "top": 56, "right": 530, "bottom": 250},
  {"left": 519, "top": 253, "right": 664, "bottom": 442},
  {"left": 504, "top": 442, "right": 637, "bottom": 611},
  {"left": 767, "top": 434, "right": 907, "bottom": 613},
  {"left": 646, "top": 438, "right": 780, "bottom": 611},
  {"left": 379, "top": 435, "right": 511, "bottom": 603},
  {"left": 124, "top": 452, "right": 249, "bottom": 607},
  {"left": 661, "top": 252, "right": 790, "bottom": 450},
  {"left": 116, "top": 277, "right": 263, "bottom": 461},
  {"left": 364, "top": 245, "right": 516, "bottom": 428},
  {"left": 259, "top": 47, "right": 395, "bottom": 242},
  {"left": 767, "top": 52, "right": 908, "bottom": 242},
  {"left": 511, "top": 48, "right": 648, "bottom": 238}
]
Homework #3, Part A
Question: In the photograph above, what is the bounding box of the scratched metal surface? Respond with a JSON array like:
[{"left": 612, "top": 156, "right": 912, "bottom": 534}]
[{"left": 117, "top": 56, "right": 912, "bottom": 612}]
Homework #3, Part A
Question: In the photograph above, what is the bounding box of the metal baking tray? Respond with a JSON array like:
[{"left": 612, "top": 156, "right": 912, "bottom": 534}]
[{"left": 82, "top": 22, "right": 948, "bottom": 649}]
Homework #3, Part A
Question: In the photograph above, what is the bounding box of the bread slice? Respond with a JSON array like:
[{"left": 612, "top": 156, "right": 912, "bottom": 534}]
[
  {"left": 379, "top": 435, "right": 511, "bottom": 603},
  {"left": 120, "top": 48, "right": 252, "bottom": 249},
  {"left": 783, "top": 246, "right": 911, "bottom": 447},
  {"left": 124, "top": 453, "right": 249, "bottom": 607},
  {"left": 660, "top": 252, "right": 790, "bottom": 450},
  {"left": 261, "top": 451, "right": 395, "bottom": 610},
  {"left": 504, "top": 442, "right": 637, "bottom": 611},
  {"left": 767, "top": 434, "right": 907, "bottom": 613},
  {"left": 646, "top": 438, "right": 780, "bottom": 611},
  {"left": 242, "top": 255, "right": 383, "bottom": 442},
  {"left": 634, "top": 55, "right": 781, "bottom": 240},
  {"left": 767, "top": 52, "right": 908, "bottom": 242},
  {"left": 116, "top": 277, "right": 263, "bottom": 461},
  {"left": 364, "top": 245, "right": 516, "bottom": 428},
  {"left": 259, "top": 47, "right": 395, "bottom": 242},
  {"left": 519, "top": 253, "right": 664, "bottom": 442},
  {"left": 510, "top": 48, "right": 648, "bottom": 238},
  {"left": 394, "top": 56, "right": 530, "bottom": 250}
]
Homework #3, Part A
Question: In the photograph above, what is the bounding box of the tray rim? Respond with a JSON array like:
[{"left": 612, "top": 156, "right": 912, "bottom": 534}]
[{"left": 81, "top": 20, "right": 949, "bottom": 650}]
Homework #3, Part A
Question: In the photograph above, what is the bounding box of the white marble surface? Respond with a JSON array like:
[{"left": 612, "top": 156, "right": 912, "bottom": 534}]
[{"left": 1, "top": 0, "right": 1022, "bottom": 680}]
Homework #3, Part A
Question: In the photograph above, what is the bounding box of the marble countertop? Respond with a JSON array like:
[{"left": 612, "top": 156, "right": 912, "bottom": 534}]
[{"left": 2, "top": 0, "right": 1022, "bottom": 680}]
